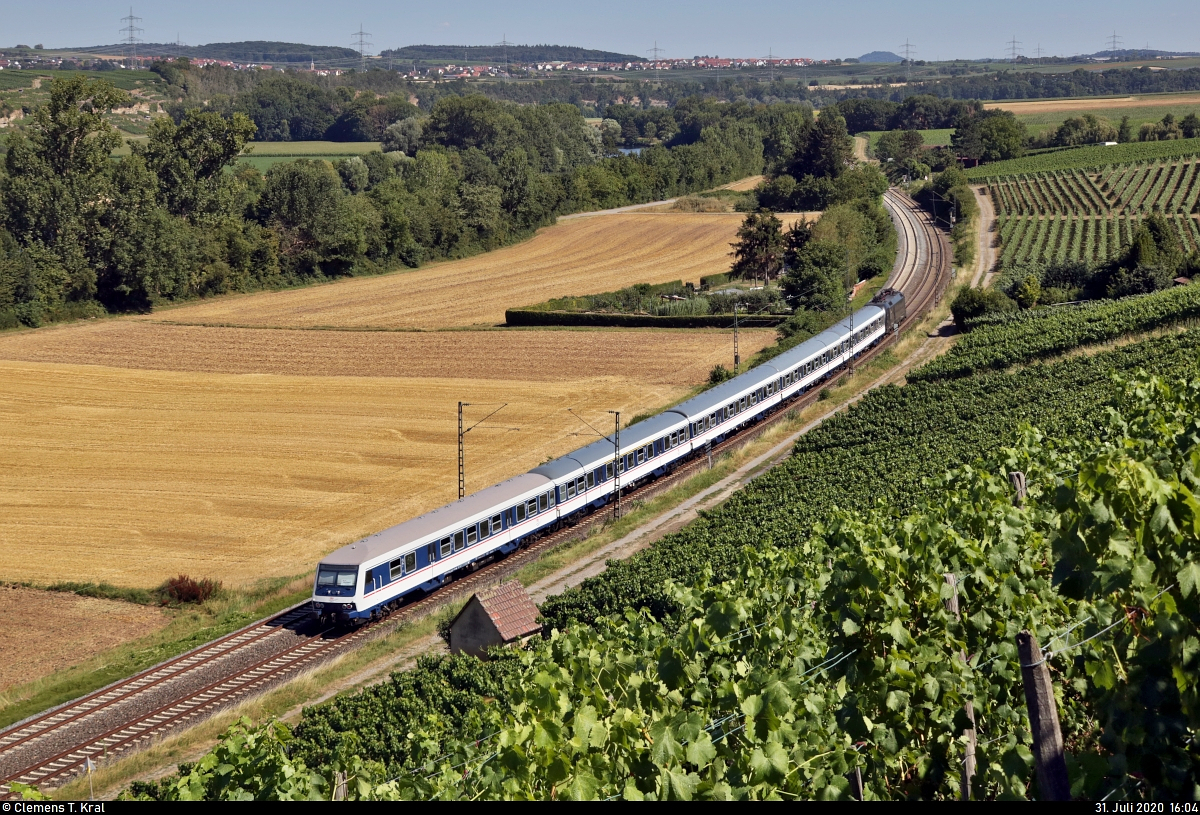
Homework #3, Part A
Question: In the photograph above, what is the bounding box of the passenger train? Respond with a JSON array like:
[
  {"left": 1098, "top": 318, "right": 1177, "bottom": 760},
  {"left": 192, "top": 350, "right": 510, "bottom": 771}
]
[{"left": 311, "top": 290, "right": 906, "bottom": 624}]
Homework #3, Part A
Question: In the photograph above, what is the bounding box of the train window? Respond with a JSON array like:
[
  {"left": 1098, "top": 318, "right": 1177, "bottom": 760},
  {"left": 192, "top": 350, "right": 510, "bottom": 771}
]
[
  {"left": 587, "top": 471, "right": 595, "bottom": 489},
  {"left": 606, "top": 462, "right": 613, "bottom": 479},
  {"left": 526, "top": 499, "right": 537, "bottom": 516},
  {"left": 566, "top": 482, "right": 575, "bottom": 499},
  {"left": 441, "top": 537, "right": 453, "bottom": 557},
  {"left": 466, "top": 526, "right": 478, "bottom": 545},
  {"left": 390, "top": 558, "right": 404, "bottom": 581},
  {"left": 454, "top": 531, "right": 465, "bottom": 551},
  {"left": 404, "top": 552, "right": 416, "bottom": 574},
  {"left": 479, "top": 520, "right": 491, "bottom": 540},
  {"left": 538, "top": 493, "right": 547, "bottom": 512},
  {"left": 491, "top": 514, "right": 503, "bottom": 534},
  {"left": 516, "top": 503, "right": 526, "bottom": 523},
  {"left": 636, "top": 449, "right": 645, "bottom": 464},
  {"left": 643, "top": 444, "right": 652, "bottom": 459}
]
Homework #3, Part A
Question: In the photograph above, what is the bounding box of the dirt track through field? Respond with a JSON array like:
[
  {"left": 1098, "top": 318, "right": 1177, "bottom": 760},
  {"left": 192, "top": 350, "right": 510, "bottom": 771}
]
[{"left": 143, "top": 213, "right": 756, "bottom": 330}]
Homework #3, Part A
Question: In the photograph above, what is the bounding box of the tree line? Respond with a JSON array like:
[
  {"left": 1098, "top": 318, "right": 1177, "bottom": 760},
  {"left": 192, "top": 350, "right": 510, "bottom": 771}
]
[{"left": 0, "top": 76, "right": 816, "bottom": 328}]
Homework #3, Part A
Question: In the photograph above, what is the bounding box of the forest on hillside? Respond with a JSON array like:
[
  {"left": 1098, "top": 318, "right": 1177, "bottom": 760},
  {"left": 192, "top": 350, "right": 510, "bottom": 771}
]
[{"left": 0, "top": 75, "right": 864, "bottom": 329}]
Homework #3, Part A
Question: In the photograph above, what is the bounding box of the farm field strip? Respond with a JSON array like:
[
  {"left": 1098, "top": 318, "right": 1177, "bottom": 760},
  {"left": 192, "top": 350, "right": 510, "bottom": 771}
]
[
  {"left": 0, "top": 322, "right": 770, "bottom": 383},
  {"left": 142, "top": 212, "right": 777, "bottom": 331}
]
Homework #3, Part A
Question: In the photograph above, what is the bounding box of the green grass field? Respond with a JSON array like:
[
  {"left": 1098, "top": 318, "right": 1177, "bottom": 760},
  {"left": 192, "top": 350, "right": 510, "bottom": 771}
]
[
  {"left": 1013, "top": 101, "right": 1200, "bottom": 138},
  {"left": 863, "top": 128, "right": 954, "bottom": 153},
  {"left": 234, "top": 142, "right": 384, "bottom": 172},
  {"left": 243, "top": 141, "right": 383, "bottom": 156}
]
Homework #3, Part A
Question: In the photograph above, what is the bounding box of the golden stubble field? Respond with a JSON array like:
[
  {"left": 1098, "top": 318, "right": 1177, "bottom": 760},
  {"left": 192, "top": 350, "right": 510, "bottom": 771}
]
[
  {"left": 0, "top": 326, "right": 774, "bottom": 587},
  {"left": 985, "top": 92, "right": 1200, "bottom": 115},
  {"left": 146, "top": 212, "right": 782, "bottom": 330},
  {"left": 0, "top": 210, "right": 780, "bottom": 589}
]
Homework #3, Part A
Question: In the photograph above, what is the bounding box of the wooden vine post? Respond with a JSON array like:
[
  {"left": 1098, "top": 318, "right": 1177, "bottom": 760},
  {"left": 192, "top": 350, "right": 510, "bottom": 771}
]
[
  {"left": 944, "top": 573, "right": 977, "bottom": 800},
  {"left": 333, "top": 771, "right": 347, "bottom": 801},
  {"left": 1009, "top": 471, "right": 1027, "bottom": 507},
  {"left": 1017, "top": 630, "right": 1071, "bottom": 801}
]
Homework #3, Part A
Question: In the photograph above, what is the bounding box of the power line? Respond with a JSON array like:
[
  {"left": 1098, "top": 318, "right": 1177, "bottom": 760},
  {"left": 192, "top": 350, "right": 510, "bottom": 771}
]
[
  {"left": 351, "top": 24, "right": 372, "bottom": 72},
  {"left": 1107, "top": 30, "right": 1123, "bottom": 55},
  {"left": 647, "top": 40, "right": 665, "bottom": 83},
  {"left": 495, "top": 34, "right": 515, "bottom": 81},
  {"left": 899, "top": 39, "right": 915, "bottom": 81},
  {"left": 1006, "top": 36, "right": 1023, "bottom": 63},
  {"left": 119, "top": 7, "right": 143, "bottom": 68}
]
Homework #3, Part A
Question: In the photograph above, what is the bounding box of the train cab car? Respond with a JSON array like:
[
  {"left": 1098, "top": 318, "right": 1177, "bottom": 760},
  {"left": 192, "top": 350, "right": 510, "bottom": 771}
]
[{"left": 312, "top": 473, "right": 554, "bottom": 623}]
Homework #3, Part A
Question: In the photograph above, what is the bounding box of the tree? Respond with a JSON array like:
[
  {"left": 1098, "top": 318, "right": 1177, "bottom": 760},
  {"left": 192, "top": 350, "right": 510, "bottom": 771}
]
[
  {"left": 951, "top": 110, "right": 1026, "bottom": 163},
  {"left": 874, "top": 129, "right": 924, "bottom": 163},
  {"left": 335, "top": 157, "right": 370, "bottom": 194},
  {"left": 1, "top": 74, "right": 130, "bottom": 301},
  {"left": 382, "top": 118, "right": 425, "bottom": 157},
  {"left": 134, "top": 110, "right": 257, "bottom": 222},
  {"left": 781, "top": 240, "right": 849, "bottom": 314},
  {"left": 1117, "top": 115, "right": 1133, "bottom": 143},
  {"left": 729, "top": 211, "right": 784, "bottom": 284}
]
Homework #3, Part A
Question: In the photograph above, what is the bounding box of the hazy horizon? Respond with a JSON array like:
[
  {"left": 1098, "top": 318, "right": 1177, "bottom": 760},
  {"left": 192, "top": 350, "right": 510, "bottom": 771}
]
[{"left": 5, "top": 0, "right": 1198, "bottom": 63}]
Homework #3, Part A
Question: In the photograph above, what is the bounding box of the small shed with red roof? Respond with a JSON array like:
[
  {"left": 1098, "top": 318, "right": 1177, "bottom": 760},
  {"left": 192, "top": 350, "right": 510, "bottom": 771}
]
[{"left": 448, "top": 582, "right": 542, "bottom": 659}]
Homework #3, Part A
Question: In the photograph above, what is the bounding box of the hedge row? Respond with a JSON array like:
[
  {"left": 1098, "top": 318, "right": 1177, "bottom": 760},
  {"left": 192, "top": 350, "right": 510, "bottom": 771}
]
[{"left": 504, "top": 310, "right": 785, "bottom": 329}]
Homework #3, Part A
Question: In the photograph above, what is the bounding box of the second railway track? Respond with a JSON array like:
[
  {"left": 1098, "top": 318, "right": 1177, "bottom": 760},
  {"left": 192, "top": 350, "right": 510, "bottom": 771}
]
[{"left": 0, "top": 190, "right": 950, "bottom": 797}]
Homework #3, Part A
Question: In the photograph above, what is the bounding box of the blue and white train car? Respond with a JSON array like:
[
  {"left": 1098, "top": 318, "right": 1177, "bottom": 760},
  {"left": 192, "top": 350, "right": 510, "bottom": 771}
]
[
  {"left": 311, "top": 291, "right": 907, "bottom": 624},
  {"left": 312, "top": 473, "right": 558, "bottom": 623},
  {"left": 530, "top": 410, "right": 692, "bottom": 518}
]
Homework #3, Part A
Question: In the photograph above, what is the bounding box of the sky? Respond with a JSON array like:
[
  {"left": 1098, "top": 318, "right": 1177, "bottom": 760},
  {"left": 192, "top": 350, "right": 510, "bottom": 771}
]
[{"left": 7, "top": 0, "right": 1200, "bottom": 61}]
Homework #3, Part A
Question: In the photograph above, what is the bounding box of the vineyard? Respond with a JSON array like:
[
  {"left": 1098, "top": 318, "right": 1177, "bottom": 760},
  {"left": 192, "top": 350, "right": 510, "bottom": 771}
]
[
  {"left": 995, "top": 214, "right": 1200, "bottom": 266},
  {"left": 987, "top": 161, "right": 1200, "bottom": 217},
  {"left": 964, "top": 137, "right": 1200, "bottom": 180},
  {"left": 120, "top": 327, "right": 1200, "bottom": 801},
  {"left": 908, "top": 284, "right": 1200, "bottom": 383},
  {"left": 985, "top": 156, "right": 1200, "bottom": 267}
]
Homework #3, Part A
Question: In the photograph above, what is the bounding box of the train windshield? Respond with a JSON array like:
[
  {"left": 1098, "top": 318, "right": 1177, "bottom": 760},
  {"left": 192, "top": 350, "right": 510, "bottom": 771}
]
[{"left": 316, "top": 568, "right": 357, "bottom": 588}]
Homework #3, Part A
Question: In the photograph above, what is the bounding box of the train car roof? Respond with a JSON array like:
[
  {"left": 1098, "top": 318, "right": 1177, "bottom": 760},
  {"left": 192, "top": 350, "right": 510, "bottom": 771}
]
[
  {"left": 528, "top": 454, "right": 585, "bottom": 481},
  {"left": 771, "top": 305, "right": 885, "bottom": 372},
  {"left": 319, "top": 472, "right": 552, "bottom": 567},
  {"left": 566, "top": 410, "right": 690, "bottom": 472},
  {"left": 670, "top": 363, "right": 781, "bottom": 420}
]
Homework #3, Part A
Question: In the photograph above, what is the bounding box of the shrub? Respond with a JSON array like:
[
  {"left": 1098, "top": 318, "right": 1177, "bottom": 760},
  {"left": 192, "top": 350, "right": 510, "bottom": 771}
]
[
  {"left": 161, "top": 575, "right": 221, "bottom": 605},
  {"left": 949, "top": 285, "right": 1016, "bottom": 328}
]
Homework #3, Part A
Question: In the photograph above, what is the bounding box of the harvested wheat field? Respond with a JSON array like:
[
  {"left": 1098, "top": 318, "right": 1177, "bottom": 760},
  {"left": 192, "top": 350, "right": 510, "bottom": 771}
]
[
  {"left": 0, "top": 322, "right": 772, "bottom": 382},
  {"left": 0, "top": 321, "right": 773, "bottom": 587},
  {"left": 0, "top": 585, "right": 170, "bottom": 693},
  {"left": 985, "top": 93, "right": 1200, "bottom": 115},
  {"left": 145, "top": 212, "right": 784, "bottom": 330}
]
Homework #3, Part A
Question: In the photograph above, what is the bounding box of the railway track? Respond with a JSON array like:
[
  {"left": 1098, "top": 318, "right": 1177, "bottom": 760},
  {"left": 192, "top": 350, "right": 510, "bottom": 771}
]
[{"left": 0, "top": 190, "right": 949, "bottom": 798}]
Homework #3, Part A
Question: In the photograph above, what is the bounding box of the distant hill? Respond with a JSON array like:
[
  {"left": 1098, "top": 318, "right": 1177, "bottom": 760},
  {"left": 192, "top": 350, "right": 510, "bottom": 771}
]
[
  {"left": 69, "top": 41, "right": 361, "bottom": 64},
  {"left": 1084, "top": 49, "right": 1200, "bottom": 60},
  {"left": 859, "top": 51, "right": 902, "bottom": 63},
  {"left": 380, "top": 44, "right": 644, "bottom": 64}
]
